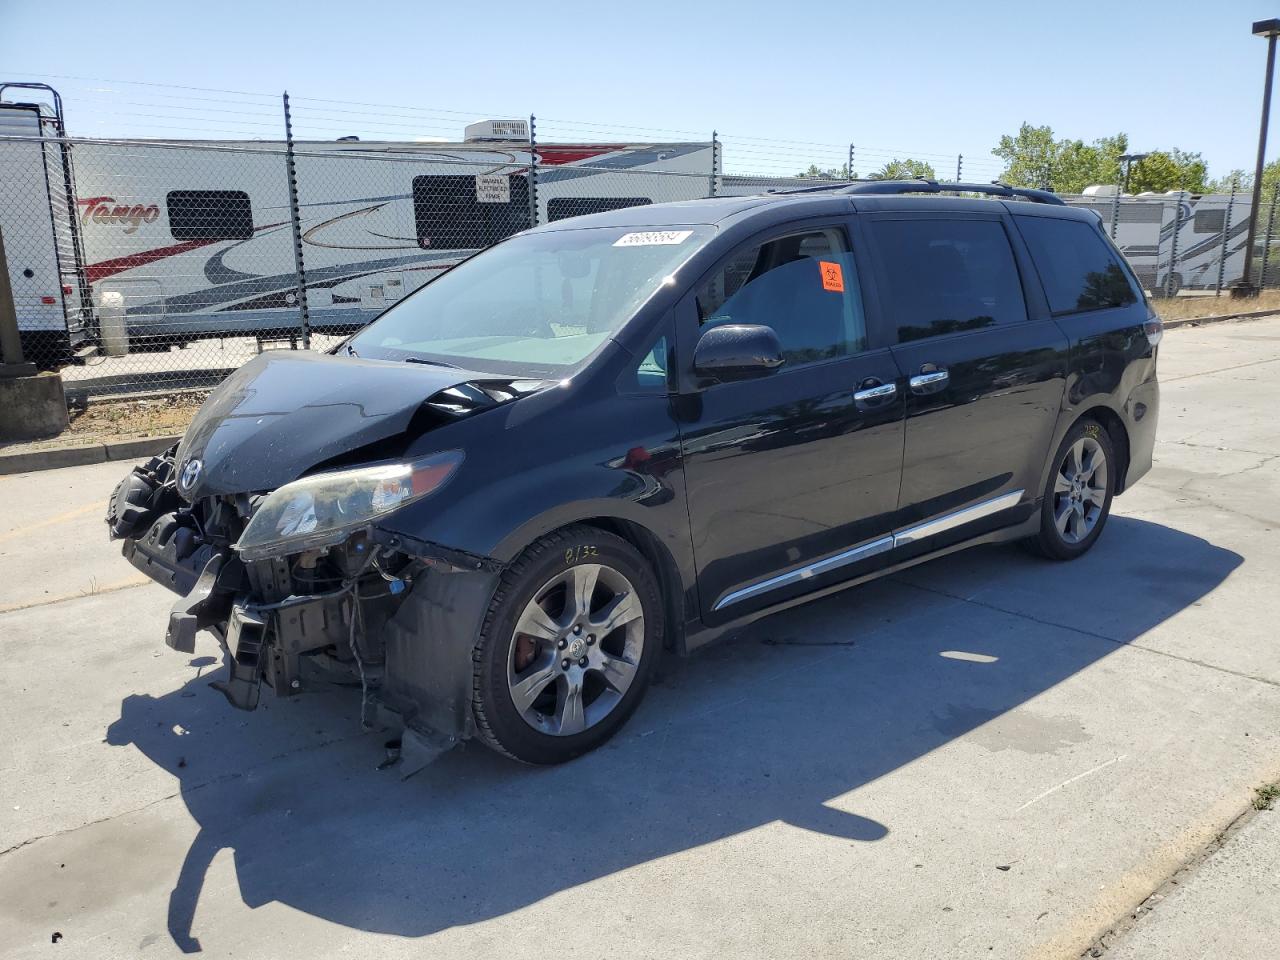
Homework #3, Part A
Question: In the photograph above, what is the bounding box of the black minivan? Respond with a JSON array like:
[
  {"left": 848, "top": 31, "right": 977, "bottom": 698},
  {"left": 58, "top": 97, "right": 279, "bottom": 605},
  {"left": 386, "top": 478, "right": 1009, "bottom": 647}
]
[{"left": 108, "top": 181, "right": 1161, "bottom": 764}]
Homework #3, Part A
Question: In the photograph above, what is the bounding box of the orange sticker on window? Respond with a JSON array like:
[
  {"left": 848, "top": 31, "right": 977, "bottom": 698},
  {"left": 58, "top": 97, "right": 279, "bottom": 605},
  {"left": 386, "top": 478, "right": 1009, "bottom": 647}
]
[{"left": 819, "top": 260, "right": 845, "bottom": 292}]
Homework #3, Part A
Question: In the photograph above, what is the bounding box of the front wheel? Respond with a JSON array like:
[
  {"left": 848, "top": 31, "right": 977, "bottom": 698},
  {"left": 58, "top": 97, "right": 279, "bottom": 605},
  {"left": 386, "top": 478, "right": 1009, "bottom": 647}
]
[
  {"left": 472, "top": 525, "right": 663, "bottom": 764},
  {"left": 1025, "top": 419, "right": 1116, "bottom": 561}
]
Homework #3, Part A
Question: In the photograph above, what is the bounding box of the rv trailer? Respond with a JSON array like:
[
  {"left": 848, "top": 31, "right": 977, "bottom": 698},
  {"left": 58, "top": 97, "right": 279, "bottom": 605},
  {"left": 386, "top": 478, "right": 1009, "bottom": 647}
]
[
  {"left": 0, "top": 86, "right": 717, "bottom": 366},
  {"left": 0, "top": 83, "right": 93, "bottom": 364},
  {"left": 1067, "top": 186, "right": 1253, "bottom": 295}
]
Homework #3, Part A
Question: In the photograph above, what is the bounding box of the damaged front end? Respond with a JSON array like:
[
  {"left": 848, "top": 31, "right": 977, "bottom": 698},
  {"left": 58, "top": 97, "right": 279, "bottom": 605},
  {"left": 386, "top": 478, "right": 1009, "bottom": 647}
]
[{"left": 107, "top": 446, "right": 500, "bottom": 747}]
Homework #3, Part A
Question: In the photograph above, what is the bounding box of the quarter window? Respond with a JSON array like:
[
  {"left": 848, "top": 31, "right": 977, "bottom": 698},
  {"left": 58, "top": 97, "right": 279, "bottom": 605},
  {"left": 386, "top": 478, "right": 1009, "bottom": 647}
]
[
  {"left": 1015, "top": 216, "right": 1138, "bottom": 315},
  {"left": 870, "top": 219, "right": 1027, "bottom": 343},
  {"left": 166, "top": 190, "right": 253, "bottom": 241},
  {"left": 696, "top": 228, "right": 867, "bottom": 366},
  {"left": 627, "top": 334, "right": 670, "bottom": 393}
]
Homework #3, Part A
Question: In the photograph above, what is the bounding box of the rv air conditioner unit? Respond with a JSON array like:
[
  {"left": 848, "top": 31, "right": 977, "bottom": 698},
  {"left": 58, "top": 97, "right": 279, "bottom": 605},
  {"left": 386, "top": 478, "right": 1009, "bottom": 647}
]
[{"left": 464, "top": 119, "right": 529, "bottom": 142}]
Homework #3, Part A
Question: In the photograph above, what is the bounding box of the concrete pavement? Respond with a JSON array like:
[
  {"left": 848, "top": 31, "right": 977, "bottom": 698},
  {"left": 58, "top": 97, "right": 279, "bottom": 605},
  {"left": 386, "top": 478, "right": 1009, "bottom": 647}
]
[
  {"left": 1106, "top": 806, "right": 1280, "bottom": 959},
  {"left": 1, "top": 317, "right": 1279, "bottom": 959}
]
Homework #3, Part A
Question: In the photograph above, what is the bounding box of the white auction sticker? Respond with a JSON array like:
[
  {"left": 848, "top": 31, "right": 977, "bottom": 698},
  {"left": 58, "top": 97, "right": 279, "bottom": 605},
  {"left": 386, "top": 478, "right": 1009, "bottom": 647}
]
[{"left": 613, "top": 230, "right": 693, "bottom": 247}]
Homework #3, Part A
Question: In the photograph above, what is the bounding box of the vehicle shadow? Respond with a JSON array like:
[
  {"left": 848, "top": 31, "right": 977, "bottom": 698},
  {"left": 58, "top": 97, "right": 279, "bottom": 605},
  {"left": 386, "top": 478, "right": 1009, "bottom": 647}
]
[{"left": 106, "top": 516, "right": 1241, "bottom": 953}]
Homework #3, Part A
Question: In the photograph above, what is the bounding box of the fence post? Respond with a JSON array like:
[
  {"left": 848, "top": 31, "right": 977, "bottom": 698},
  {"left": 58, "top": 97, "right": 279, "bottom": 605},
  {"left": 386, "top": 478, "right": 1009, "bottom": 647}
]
[
  {"left": 281, "top": 92, "right": 310, "bottom": 349},
  {"left": 1110, "top": 177, "right": 1122, "bottom": 241},
  {"left": 1262, "top": 182, "right": 1279, "bottom": 289},
  {"left": 527, "top": 115, "right": 539, "bottom": 228},
  {"left": 709, "top": 131, "right": 719, "bottom": 197},
  {"left": 0, "top": 225, "right": 31, "bottom": 370},
  {"left": 1216, "top": 177, "right": 1237, "bottom": 297},
  {"left": 956, "top": 154, "right": 963, "bottom": 182},
  {"left": 1165, "top": 191, "right": 1184, "bottom": 298}
]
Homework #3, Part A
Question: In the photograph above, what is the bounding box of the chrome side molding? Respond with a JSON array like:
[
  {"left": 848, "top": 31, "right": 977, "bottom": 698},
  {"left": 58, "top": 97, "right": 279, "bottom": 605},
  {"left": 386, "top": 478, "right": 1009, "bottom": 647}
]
[
  {"left": 891, "top": 489, "right": 1024, "bottom": 547},
  {"left": 712, "top": 536, "right": 894, "bottom": 611},
  {"left": 712, "top": 489, "right": 1025, "bottom": 612}
]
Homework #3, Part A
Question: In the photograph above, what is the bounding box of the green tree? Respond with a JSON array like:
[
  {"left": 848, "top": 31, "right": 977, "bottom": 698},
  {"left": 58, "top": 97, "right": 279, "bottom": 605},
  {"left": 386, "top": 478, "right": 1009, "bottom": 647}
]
[
  {"left": 1127, "top": 149, "right": 1209, "bottom": 193},
  {"left": 795, "top": 163, "right": 853, "bottom": 180},
  {"left": 1203, "top": 160, "right": 1280, "bottom": 196},
  {"left": 991, "top": 123, "right": 1058, "bottom": 188},
  {"left": 870, "top": 158, "right": 936, "bottom": 180},
  {"left": 993, "top": 124, "right": 1206, "bottom": 194}
]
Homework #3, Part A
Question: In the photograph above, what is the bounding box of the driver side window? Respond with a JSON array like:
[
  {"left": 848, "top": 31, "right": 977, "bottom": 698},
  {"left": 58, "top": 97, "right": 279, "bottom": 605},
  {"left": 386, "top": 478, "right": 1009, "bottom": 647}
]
[{"left": 695, "top": 228, "right": 867, "bottom": 366}]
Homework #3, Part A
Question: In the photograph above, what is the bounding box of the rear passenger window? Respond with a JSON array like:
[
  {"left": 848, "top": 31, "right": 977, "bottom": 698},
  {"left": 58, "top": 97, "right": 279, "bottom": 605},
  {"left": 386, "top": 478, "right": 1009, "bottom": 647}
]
[
  {"left": 870, "top": 219, "right": 1027, "bottom": 343},
  {"left": 696, "top": 228, "right": 867, "bottom": 366},
  {"left": 1015, "top": 216, "right": 1138, "bottom": 315}
]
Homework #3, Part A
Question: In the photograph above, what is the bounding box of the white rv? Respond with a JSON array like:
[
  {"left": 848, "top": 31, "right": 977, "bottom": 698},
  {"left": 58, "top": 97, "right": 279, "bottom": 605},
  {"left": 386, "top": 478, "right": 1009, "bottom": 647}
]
[
  {"left": 1067, "top": 187, "right": 1253, "bottom": 295},
  {"left": 0, "top": 88, "right": 716, "bottom": 365},
  {"left": 0, "top": 84, "right": 93, "bottom": 363}
]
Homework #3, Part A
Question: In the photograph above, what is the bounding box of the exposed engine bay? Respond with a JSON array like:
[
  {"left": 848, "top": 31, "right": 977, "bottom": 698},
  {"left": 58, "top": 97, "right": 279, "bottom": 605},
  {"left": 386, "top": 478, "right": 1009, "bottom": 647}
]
[{"left": 107, "top": 446, "right": 499, "bottom": 754}]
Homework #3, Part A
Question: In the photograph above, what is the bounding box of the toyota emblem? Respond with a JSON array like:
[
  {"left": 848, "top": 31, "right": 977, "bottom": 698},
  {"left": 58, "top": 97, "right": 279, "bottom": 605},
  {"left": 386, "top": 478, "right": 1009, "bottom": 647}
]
[{"left": 178, "top": 458, "right": 203, "bottom": 493}]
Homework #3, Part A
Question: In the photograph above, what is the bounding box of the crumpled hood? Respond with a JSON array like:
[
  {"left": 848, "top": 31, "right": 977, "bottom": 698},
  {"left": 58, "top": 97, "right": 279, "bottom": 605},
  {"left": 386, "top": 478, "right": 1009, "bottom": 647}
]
[{"left": 174, "top": 350, "right": 490, "bottom": 498}]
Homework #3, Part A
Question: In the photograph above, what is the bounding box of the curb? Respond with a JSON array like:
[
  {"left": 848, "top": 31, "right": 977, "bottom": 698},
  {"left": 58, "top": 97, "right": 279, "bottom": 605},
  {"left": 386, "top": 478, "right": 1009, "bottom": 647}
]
[
  {"left": 1163, "top": 307, "right": 1280, "bottom": 330},
  {"left": 0, "top": 435, "right": 180, "bottom": 477}
]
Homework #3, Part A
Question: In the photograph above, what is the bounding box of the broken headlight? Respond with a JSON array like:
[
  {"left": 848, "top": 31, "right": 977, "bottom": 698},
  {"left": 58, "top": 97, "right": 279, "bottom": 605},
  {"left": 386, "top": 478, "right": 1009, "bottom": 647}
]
[{"left": 235, "top": 450, "right": 463, "bottom": 561}]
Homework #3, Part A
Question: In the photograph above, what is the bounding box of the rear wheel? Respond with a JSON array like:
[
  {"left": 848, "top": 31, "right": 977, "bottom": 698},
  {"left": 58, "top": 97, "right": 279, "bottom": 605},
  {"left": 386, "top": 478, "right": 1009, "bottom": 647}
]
[
  {"left": 1025, "top": 418, "right": 1115, "bottom": 561},
  {"left": 472, "top": 525, "right": 662, "bottom": 764}
]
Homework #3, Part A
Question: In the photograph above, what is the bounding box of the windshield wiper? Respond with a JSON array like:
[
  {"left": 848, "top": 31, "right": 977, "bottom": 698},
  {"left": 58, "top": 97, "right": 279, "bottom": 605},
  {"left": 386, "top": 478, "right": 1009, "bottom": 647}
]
[{"left": 403, "top": 356, "right": 460, "bottom": 369}]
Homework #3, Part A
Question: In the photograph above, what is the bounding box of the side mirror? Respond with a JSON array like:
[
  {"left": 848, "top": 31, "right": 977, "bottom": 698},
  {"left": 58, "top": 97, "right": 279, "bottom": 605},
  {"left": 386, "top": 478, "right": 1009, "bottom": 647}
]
[{"left": 693, "top": 324, "right": 784, "bottom": 382}]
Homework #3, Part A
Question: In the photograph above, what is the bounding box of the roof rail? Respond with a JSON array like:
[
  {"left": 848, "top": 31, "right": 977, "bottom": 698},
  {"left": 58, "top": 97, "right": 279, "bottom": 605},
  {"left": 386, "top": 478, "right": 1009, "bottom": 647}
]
[{"left": 773, "top": 178, "right": 1065, "bottom": 206}]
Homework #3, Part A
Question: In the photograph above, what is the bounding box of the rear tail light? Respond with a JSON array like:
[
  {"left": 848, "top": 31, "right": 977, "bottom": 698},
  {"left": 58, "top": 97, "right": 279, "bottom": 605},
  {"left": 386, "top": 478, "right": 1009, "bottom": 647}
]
[
  {"left": 1143, "top": 312, "right": 1163, "bottom": 348},
  {"left": 62, "top": 283, "right": 73, "bottom": 295}
]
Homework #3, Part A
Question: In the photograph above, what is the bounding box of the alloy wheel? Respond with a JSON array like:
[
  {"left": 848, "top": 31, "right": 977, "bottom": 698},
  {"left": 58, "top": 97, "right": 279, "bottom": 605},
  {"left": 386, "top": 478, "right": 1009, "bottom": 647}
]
[
  {"left": 1053, "top": 436, "right": 1108, "bottom": 545},
  {"left": 507, "top": 563, "right": 646, "bottom": 736}
]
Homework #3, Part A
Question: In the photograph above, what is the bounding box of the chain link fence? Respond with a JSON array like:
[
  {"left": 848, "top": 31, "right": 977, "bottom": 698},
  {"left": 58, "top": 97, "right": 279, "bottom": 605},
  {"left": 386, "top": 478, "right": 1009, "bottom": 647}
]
[
  {"left": 1, "top": 89, "right": 1277, "bottom": 403},
  {"left": 0, "top": 124, "right": 719, "bottom": 398}
]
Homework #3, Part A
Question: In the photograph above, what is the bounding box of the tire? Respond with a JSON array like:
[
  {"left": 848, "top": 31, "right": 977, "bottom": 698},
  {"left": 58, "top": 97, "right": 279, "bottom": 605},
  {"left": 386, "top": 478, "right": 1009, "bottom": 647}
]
[
  {"left": 472, "top": 525, "right": 663, "bottom": 764},
  {"left": 1025, "top": 418, "right": 1116, "bottom": 561}
]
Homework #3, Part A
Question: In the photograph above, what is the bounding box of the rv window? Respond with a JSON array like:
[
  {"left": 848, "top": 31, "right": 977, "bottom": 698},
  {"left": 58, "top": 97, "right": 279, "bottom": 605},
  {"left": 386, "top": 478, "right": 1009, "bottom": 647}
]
[
  {"left": 547, "top": 197, "right": 652, "bottom": 222},
  {"left": 166, "top": 190, "right": 253, "bottom": 241},
  {"left": 1193, "top": 208, "right": 1226, "bottom": 234},
  {"left": 412, "top": 175, "right": 531, "bottom": 250},
  {"left": 1119, "top": 204, "right": 1165, "bottom": 224}
]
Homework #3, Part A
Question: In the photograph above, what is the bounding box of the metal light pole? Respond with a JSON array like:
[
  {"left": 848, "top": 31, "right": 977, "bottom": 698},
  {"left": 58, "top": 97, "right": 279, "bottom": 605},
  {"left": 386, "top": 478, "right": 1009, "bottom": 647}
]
[
  {"left": 1239, "top": 18, "right": 1280, "bottom": 296},
  {"left": 1120, "top": 152, "right": 1148, "bottom": 193},
  {"left": 1111, "top": 153, "right": 1148, "bottom": 240}
]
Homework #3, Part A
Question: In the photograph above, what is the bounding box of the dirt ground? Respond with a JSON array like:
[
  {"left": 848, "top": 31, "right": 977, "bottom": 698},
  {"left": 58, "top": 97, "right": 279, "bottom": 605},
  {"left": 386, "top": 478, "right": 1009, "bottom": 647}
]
[
  {"left": 1154, "top": 289, "right": 1280, "bottom": 321},
  {"left": 0, "top": 392, "right": 207, "bottom": 454},
  {"left": 65, "top": 391, "right": 207, "bottom": 441}
]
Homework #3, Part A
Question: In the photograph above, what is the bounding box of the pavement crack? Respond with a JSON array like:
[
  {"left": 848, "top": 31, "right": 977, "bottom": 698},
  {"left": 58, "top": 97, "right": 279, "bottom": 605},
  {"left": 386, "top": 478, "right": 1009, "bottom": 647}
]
[
  {"left": 1162, "top": 355, "right": 1280, "bottom": 383},
  {"left": 0, "top": 731, "right": 371, "bottom": 860},
  {"left": 0, "top": 578, "right": 150, "bottom": 617},
  {"left": 1, "top": 787, "right": 186, "bottom": 859},
  {"left": 895, "top": 579, "right": 1280, "bottom": 691}
]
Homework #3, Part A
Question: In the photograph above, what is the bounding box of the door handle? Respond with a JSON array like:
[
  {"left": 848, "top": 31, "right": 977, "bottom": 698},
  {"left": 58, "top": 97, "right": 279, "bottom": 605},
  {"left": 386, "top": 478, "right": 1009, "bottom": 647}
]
[
  {"left": 908, "top": 368, "right": 949, "bottom": 394},
  {"left": 853, "top": 381, "right": 897, "bottom": 404}
]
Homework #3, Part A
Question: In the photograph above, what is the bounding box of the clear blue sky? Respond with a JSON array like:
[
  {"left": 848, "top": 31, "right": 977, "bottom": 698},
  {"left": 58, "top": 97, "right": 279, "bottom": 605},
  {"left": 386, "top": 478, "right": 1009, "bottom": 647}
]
[{"left": 3, "top": 0, "right": 1278, "bottom": 180}]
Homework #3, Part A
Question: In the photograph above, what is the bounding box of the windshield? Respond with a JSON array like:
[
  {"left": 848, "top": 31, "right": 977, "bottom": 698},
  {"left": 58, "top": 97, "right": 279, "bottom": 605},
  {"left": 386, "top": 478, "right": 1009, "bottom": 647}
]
[{"left": 348, "top": 224, "right": 716, "bottom": 376}]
